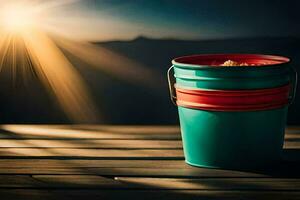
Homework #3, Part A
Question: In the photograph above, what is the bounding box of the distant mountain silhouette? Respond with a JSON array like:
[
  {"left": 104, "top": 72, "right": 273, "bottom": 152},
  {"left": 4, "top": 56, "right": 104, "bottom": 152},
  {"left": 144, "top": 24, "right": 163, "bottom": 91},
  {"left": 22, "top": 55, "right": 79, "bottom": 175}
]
[{"left": 0, "top": 36, "right": 299, "bottom": 124}]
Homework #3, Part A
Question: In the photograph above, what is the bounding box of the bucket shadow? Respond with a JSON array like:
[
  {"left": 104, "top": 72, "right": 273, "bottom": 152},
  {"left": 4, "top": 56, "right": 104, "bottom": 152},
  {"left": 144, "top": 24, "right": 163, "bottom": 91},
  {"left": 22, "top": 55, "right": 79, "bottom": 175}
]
[{"left": 226, "top": 149, "right": 300, "bottom": 178}]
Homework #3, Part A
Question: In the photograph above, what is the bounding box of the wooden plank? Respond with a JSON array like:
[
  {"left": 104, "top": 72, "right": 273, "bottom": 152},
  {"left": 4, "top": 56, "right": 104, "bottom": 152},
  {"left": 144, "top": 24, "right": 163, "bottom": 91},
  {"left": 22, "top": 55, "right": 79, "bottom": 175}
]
[
  {"left": 0, "top": 167, "right": 272, "bottom": 178},
  {"left": 0, "top": 125, "right": 181, "bottom": 139},
  {"left": 0, "top": 190, "right": 299, "bottom": 200},
  {"left": 0, "top": 139, "right": 298, "bottom": 149},
  {"left": 82, "top": 166, "right": 300, "bottom": 178},
  {"left": 69, "top": 125, "right": 181, "bottom": 134},
  {"left": 0, "top": 125, "right": 298, "bottom": 141},
  {"left": 115, "top": 177, "right": 300, "bottom": 190},
  {"left": 285, "top": 126, "right": 300, "bottom": 133},
  {"left": 32, "top": 175, "right": 126, "bottom": 188},
  {"left": 0, "top": 133, "right": 180, "bottom": 140},
  {"left": 0, "top": 158, "right": 292, "bottom": 168},
  {"left": 0, "top": 148, "right": 183, "bottom": 158},
  {"left": 1, "top": 165, "right": 300, "bottom": 178},
  {"left": 0, "top": 147, "right": 296, "bottom": 159},
  {"left": 0, "top": 125, "right": 299, "bottom": 141},
  {"left": 0, "top": 126, "right": 298, "bottom": 200},
  {"left": 0, "top": 175, "right": 42, "bottom": 187},
  {"left": 0, "top": 175, "right": 121, "bottom": 188},
  {"left": 0, "top": 175, "right": 299, "bottom": 191},
  {"left": 0, "top": 139, "right": 182, "bottom": 148},
  {"left": 1, "top": 125, "right": 181, "bottom": 134},
  {"left": 0, "top": 146, "right": 297, "bottom": 160},
  {"left": 285, "top": 133, "right": 300, "bottom": 140},
  {"left": 2, "top": 124, "right": 299, "bottom": 133},
  {"left": 0, "top": 159, "right": 186, "bottom": 168},
  {"left": 284, "top": 141, "right": 300, "bottom": 148}
]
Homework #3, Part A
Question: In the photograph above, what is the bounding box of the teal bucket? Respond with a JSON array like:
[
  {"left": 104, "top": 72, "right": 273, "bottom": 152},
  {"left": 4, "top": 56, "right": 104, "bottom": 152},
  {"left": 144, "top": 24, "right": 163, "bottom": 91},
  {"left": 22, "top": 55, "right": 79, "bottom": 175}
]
[{"left": 168, "top": 54, "right": 297, "bottom": 169}]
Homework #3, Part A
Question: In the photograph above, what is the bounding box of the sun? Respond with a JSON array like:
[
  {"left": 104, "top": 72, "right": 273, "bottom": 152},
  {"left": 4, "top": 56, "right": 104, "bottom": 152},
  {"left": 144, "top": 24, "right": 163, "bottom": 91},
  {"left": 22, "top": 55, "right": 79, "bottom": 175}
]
[
  {"left": 0, "top": 0, "right": 153, "bottom": 123},
  {"left": 1, "top": 4, "right": 37, "bottom": 33},
  {"left": 0, "top": 1, "right": 101, "bottom": 122}
]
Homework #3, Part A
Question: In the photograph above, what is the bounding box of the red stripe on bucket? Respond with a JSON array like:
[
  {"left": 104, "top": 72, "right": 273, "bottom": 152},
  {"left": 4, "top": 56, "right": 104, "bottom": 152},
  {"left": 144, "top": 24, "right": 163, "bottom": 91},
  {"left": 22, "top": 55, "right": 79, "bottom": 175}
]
[{"left": 176, "top": 84, "right": 290, "bottom": 111}]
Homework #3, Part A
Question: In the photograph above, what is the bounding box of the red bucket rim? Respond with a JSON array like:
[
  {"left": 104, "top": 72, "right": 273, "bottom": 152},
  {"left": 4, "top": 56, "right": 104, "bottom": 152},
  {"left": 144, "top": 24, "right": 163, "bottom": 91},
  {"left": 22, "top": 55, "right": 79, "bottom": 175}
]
[{"left": 172, "top": 54, "right": 290, "bottom": 68}]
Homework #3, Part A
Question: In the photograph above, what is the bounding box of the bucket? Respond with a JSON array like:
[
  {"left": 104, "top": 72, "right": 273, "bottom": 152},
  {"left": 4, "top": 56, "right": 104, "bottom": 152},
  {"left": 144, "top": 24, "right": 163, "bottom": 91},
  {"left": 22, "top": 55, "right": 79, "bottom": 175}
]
[{"left": 167, "top": 54, "right": 297, "bottom": 169}]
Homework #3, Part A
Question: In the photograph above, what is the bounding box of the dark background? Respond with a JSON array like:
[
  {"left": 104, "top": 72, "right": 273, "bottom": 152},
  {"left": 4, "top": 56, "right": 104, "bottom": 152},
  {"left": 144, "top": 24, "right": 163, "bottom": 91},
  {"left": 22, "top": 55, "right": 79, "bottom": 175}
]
[{"left": 0, "top": 0, "right": 299, "bottom": 125}]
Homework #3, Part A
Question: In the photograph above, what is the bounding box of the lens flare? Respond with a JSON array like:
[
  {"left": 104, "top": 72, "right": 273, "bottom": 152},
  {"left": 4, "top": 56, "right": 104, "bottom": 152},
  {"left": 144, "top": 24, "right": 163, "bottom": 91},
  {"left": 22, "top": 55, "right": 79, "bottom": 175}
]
[
  {"left": 0, "top": 0, "right": 160, "bottom": 122},
  {"left": 0, "top": 1, "right": 102, "bottom": 122}
]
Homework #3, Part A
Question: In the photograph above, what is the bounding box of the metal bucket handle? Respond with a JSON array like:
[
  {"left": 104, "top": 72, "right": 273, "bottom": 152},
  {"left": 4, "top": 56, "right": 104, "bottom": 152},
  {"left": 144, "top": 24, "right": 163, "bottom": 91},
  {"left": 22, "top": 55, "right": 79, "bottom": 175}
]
[
  {"left": 289, "top": 66, "right": 298, "bottom": 105},
  {"left": 167, "top": 66, "right": 177, "bottom": 105}
]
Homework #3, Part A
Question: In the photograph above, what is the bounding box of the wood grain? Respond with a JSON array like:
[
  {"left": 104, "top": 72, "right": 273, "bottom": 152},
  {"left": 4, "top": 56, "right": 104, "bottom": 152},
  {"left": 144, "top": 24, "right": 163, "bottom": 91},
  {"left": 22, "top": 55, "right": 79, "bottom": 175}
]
[
  {"left": 0, "top": 167, "right": 271, "bottom": 177},
  {"left": 116, "top": 177, "right": 300, "bottom": 190},
  {"left": 0, "top": 174, "right": 299, "bottom": 191},
  {"left": 0, "top": 139, "right": 182, "bottom": 148},
  {"left": 0, "top": 159, "right": 186, "bottom": 168},
  {"left": 0, "top": 139, "right": 297, "bottom": 149},
  {"left": 0, "top": 125, "right": 298, "bottom": 200},
  {"left": 0, "top": 148, "right": 183, "bottom": 158},
  {"left": 0, "top": 190, "right": 299, "bottom": 200},
  {"left": 0, "top": 125, "right": 181, "bottom": 139}
]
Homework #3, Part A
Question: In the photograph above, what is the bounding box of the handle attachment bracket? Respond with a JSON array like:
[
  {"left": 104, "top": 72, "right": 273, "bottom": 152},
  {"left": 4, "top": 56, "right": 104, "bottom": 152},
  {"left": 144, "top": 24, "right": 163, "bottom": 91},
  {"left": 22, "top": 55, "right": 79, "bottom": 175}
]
[{"left": 167, "top": 66, "right": 177, "bottom": 105}]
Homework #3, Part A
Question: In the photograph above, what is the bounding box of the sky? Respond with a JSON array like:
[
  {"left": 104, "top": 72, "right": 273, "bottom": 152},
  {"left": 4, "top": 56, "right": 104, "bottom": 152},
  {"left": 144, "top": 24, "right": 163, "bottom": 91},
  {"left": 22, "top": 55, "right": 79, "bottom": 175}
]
[
  {"left": 3, "top": 0, "right": 300, "bottom": 41},
  {"left": 50, "top": 0, "right": 299, "bottom": 41}
]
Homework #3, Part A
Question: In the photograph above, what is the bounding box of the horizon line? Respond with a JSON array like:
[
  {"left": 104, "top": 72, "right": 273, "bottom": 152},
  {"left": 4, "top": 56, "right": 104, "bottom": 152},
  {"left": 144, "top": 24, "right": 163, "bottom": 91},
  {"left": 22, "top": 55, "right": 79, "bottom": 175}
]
[{"left": 89, "top": 35, "right": 300, "bottom": 43}]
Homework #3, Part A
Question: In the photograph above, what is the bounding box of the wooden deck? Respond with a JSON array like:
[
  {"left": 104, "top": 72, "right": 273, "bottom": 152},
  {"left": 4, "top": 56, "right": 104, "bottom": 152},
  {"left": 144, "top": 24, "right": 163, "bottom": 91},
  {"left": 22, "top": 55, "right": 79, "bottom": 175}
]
[{"left": 0, "top": 125, "right": 299, "bottom": 200}]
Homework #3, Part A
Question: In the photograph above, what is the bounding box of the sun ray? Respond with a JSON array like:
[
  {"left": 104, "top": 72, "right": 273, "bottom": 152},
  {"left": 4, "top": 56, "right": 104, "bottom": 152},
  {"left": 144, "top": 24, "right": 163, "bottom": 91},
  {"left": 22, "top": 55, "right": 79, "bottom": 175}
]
[
  {"left": 0, "top": 0, "right": 159, "bottom": 122},
  {"left": 0, "top": 1, "right": 102, "bottom": 122},
  {"left": 22, "top": 29, "right": 100, "bottom": 122},
  {"left": 0, "top": 34, "right": 13, "bottom": 73},
  {"left": 53, "top": 35, "right": 163, "bottom": 89}
]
